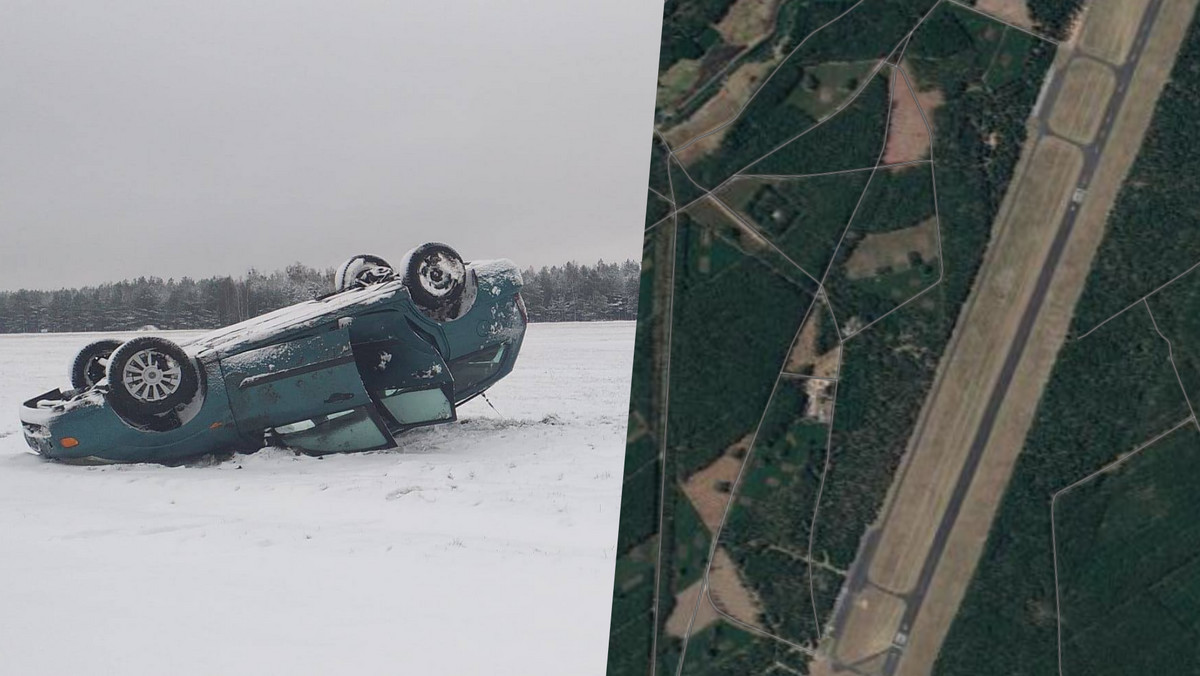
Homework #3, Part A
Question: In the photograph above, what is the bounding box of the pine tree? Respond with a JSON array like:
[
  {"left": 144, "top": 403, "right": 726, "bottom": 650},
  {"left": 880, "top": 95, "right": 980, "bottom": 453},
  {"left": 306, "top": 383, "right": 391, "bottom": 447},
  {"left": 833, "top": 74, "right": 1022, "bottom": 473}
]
[{"left": 0, "top": 260, "right": 640, "bottom": 332}]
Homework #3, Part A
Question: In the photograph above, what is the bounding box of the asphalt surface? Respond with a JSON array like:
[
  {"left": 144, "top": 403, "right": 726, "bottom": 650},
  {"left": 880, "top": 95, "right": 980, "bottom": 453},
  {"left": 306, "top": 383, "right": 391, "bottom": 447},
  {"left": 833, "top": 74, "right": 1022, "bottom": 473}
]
[{"left": 823, "top": 2, "right": 1169, "bottom": 674}]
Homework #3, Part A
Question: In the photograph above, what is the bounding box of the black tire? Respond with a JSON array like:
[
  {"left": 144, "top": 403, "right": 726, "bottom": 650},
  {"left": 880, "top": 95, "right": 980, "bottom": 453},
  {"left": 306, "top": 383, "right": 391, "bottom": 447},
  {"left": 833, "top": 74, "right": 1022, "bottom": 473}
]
[
  {"left": 70, "top": 339, "right": 123, "bottom": 390},
  {"left": 404, "top": 242, "right": 466, "bottom": 309},
  {"left": 107, "top": 336, "right": 200, "bottom": 417},
  {"left": 334, "top": 254, "right": 394, "bottom": 292}
]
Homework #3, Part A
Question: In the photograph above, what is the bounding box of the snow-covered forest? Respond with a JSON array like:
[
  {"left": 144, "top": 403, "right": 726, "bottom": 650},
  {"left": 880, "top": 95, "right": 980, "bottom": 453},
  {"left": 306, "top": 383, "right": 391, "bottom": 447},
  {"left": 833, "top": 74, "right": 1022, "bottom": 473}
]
[{"left": 0, "top": 259, "right": 641, "bottom": 333}]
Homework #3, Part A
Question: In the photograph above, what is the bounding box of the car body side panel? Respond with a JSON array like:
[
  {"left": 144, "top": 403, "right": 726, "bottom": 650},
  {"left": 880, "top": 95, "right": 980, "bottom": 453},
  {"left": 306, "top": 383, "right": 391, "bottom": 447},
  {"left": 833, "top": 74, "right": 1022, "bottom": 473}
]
[
  {"left": 437, "top": 262, "right": 525, "bottom": 403},
  {"left": 440, "top": 262, "right": 525, "bottom": 361},
  {"left": 220, "top": 324, "right": 373, "bottom": 435},
  {"left": 22, "top": 360, "right": 243, "bottom": 463}
]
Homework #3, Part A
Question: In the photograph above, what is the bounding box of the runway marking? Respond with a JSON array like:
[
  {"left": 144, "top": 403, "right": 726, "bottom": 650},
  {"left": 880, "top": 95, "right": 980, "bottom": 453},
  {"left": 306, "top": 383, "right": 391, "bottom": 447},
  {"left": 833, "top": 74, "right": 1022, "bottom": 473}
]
[{"left": 874, "top": 0, "right": 1181, "bottom": 673}]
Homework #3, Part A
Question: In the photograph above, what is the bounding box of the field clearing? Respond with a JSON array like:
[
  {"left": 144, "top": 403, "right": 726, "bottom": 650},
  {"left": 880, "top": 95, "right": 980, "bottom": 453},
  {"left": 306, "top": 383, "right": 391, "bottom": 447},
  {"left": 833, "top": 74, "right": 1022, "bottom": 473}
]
[
  {"left": 660, "top": 59, "right": 704, "bottom": 109},
  {"left": 975, "top": 0, "right": 1034, "bottom": 28},
  {"left": 663, "top": 60, "right": 776, "bottom": 166},
  {"left": 1047, "top": 57, "right": 1116, "bottom": 144},
  {"left": 715, "top": 0, "right": 782, "bottom": 46},
  {"left": 882, "top": 69, "right": 940, "bottom": 165},
  {"left": 0, "top": 322, "right": 633, "bottom": 676},
  {"left": 898, "top": 2, "right": 1200, "bottom": 674},
  {"left": 824, "top": 161, "right": 938, "bottom": 325},
  {"left": 785, "top": 295, "right": 841, "bottom": 377},
  {"left": 682, "top": 439, "right": 750, "bottom": 532},
  {"left": 707, "top": 547, "right": 766, "bottom": 629},
  {"left": 789, "top": 61, "right": 877, "bottom": 120},
  {"left": 665, "top": 547, "right": 764, "bottom": 639},
  {"left": 666, "top": 578, "right": 718, "bottom": 637},
  {"left": 845, "top": 218, "right": 938, "bottom": 280},
  {"left": 1079, "top": 0, "right": 1152, "bottom": 65}
]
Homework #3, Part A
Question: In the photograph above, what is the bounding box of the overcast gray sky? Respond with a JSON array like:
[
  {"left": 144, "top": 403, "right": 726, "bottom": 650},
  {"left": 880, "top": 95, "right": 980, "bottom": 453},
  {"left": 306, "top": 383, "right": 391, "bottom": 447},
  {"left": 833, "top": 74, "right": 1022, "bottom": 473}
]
[{"left": 0, "top": 0, "right": 661, "bottom": 291}]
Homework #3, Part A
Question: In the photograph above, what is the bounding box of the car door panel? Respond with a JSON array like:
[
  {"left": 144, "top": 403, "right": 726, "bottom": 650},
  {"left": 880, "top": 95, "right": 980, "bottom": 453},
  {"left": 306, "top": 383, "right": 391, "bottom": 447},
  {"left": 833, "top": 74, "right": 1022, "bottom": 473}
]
[
  {"left": 220, "top": 325, "right": 374, "bottom": 434},
  {"left": 349, "top": 312, "right": 456, "bottom": 429}
]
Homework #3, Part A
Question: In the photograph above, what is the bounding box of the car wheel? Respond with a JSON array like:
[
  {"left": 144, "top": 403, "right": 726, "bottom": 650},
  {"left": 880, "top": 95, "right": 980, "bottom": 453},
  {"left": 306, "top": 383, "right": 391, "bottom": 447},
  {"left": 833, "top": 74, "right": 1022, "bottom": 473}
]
[
  {"left": 70, "top": 339, "right": 123, "bottom": 390},
  {"left": 404, "top": 242, "right": 465, "bottom": 309},
  {"left": 107, "top": 336, "right": 200, "bottom": 417},
  {"left": 335, "top": 254, "right": 395, "bottom": 292}
]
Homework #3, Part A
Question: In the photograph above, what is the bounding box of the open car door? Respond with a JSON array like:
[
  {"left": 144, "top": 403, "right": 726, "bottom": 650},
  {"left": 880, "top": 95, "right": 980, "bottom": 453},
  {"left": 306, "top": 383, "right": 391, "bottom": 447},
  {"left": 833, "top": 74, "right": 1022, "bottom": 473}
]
[
  {"left": 349, "top": 312, "right": 456, "bottom": 432},
  {"left": 219, "top": 323, "right": 394, "bottom": 454}
]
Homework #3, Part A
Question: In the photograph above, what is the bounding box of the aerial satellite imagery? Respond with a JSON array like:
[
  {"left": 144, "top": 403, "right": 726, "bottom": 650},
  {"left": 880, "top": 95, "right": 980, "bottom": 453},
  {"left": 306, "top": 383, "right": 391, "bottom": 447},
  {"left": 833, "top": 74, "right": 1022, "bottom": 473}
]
[{"left": 609, "top": 0, "right": 1200, "bottom": 674}]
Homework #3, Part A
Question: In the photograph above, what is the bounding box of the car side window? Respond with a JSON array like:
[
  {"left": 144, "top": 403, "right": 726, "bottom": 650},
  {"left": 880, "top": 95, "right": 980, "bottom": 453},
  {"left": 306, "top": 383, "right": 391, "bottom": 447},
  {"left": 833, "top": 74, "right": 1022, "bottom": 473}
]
[
  {"left": 447, "top": 344, "right": 506, "bottom": 393},
  {"left": 273, "top": 408, "right": 389, "bottom": 453},
  {"left": 380, "top": 387, "right": 454, "bottom": 425}
]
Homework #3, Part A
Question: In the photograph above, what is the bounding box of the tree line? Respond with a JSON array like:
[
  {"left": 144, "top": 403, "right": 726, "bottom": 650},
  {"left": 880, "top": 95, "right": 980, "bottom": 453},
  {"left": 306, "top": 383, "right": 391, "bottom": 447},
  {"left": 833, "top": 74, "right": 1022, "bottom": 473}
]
[{"left": 0, "top": 259, "right": 641, "bottom": 333}]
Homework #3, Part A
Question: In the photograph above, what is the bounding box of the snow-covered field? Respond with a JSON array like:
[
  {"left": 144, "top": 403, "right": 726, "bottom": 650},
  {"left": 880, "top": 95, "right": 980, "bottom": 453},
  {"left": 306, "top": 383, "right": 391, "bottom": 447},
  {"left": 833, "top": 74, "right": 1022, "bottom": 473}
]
[{"left": 0, "top": 322, "right": 633, "bottom": 675}]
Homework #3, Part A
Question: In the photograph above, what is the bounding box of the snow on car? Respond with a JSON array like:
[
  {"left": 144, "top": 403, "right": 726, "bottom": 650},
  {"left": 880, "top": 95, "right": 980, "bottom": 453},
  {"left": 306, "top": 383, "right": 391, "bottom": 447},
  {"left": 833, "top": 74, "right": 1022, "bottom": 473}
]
[{"left": 20, "top": 243, "right": 530, "bottom": 463}]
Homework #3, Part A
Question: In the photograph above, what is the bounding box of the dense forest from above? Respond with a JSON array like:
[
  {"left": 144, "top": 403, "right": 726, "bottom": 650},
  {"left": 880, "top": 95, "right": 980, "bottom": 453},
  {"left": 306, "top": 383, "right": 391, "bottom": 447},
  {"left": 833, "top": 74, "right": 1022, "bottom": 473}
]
[{"left": 0, "top": 259, "right": 641, "bottom": 333}]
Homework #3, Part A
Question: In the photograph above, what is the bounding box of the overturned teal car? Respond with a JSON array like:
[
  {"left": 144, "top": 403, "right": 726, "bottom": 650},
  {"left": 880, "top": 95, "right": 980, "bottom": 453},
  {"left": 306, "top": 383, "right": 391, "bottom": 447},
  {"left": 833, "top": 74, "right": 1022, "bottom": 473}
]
[{"left": 20, "top": 243, "right": 527, "bottom": 464}]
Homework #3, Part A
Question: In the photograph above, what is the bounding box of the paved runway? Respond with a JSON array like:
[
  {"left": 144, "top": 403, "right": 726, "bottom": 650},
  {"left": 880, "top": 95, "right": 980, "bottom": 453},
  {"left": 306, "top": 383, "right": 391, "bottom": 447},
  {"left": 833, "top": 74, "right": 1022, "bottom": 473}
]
[{"left": 823, "top": 2, "right": 1168, "bottom": 674}]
